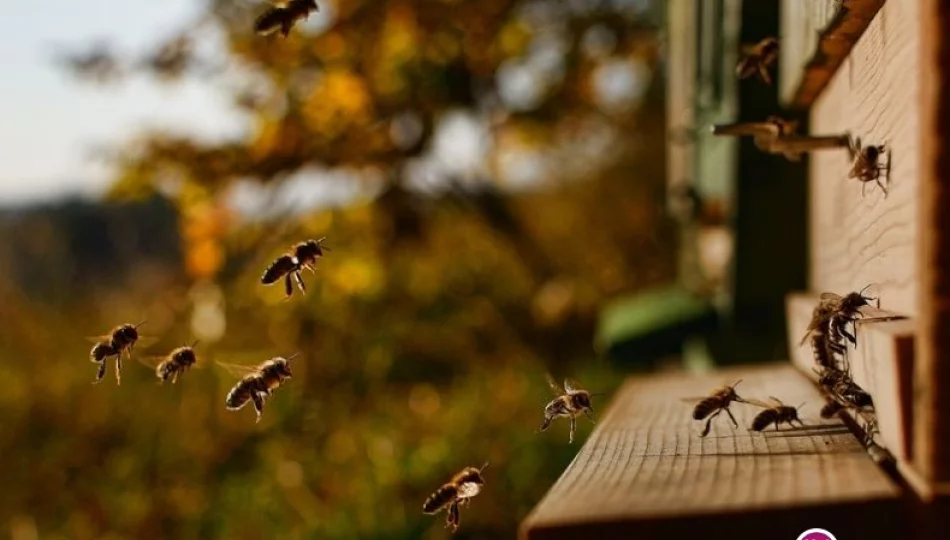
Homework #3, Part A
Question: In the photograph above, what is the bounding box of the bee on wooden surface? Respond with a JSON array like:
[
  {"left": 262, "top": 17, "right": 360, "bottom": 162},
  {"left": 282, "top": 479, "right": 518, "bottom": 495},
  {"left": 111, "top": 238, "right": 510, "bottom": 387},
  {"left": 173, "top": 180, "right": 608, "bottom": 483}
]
[
  {"left": 537, "top": 375, "right": 600, "bottom": 444},
  {"left": 819, "top": 397, "right": 846, "bottom": 419},
  {"left": 683, "top": 380, "right": 747, "bottom": 437},
  {"left": 220, "top": 354, "right": 297, "bottom": 422},
  {"left": 847, "top": 137, "right": 889, "bottom": 196},
  {"left": 254, "top": 0, "right": 319, "bottom": 38},
  {"left": 827, "top": 286, "right": 877, "bottom": 346},
  {"left": 736, "top": 36, "right": 779, "bottom": 85},
  {"left": 142, "top": 341, "right": 200, "bottom": 384},
  {"left": 87, "top": 321, "right": 148, "bottom": 385},
  {"left": 422, "top": 463, "right": 488, "bottom": 533},
  {"left": 750, "top": 397, "right": 806, "bottom": 432},
  {"left": 261, "top": 237, "right": 331, "bottom": 298}
]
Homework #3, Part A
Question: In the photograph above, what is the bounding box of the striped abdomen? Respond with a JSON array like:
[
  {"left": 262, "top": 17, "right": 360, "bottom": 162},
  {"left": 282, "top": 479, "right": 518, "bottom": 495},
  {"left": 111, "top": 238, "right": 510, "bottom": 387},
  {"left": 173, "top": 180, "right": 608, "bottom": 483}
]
[
  {"left": 423, "top": 484, "right": 458, "bottom": 514},
  {"left": 261, "top": 254, "right": 297, "bottom": 284},
  {"left": 692, "top": 395, "right": 723, "bottom": 420},
  {"left": 750, "top": 409, "right": 780, "bottom": 431},
  {"left": 90, "top": 342, "right": 116, "bottom": 363},
  {"left": 225, "top": 377, "right": 262, "bottom": 410},
  {"left": 156, "top": 360, "right": 179, "bottom": 382}
]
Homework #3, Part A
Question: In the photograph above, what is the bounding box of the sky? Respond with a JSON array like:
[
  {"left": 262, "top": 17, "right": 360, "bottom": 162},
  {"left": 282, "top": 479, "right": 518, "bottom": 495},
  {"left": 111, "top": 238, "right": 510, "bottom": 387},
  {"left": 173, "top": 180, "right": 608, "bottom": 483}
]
[{"left": 0, "top": 0, "right": 243, "bottom": 205}]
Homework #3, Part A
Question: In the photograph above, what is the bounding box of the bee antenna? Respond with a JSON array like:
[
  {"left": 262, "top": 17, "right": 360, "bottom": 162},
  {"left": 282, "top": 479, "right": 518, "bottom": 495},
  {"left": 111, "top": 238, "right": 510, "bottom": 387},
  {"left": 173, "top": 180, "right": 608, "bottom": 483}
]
[
  {"left": 797, "top": 402, "right": 806, "bottom": 410},
  {"left": 135, "top": 320, "right": 148, "bottom": 328},
  {"left": 731, "top": 379, "right": 743, "bottom": 388},
  {"left": 480, "top": 461, "right": 490, "bottom": 472},
  {"left": 859, "top": 283, "right": 878, "bottom": 298},
  {"left": 589, "top": 392, "right": 606, "bottom": 398},
  {"left": 285, "top": 352, "right": 301, "bottom": 362},
  {"left": 191, "top": 340, "right": 200, "bottom": 349}
]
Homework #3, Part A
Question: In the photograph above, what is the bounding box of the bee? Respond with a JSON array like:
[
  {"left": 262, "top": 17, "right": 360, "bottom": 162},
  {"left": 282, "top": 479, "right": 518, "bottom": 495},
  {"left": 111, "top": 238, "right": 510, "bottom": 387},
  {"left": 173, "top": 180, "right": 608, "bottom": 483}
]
[
  {"left": 261, "top": 237, "right": 331, "bottom": 298},
  {"left": 147, "top": 341, "right": 200, "bottom": 384},
  {"left": 422, "top": 463, "right": 488, "bottom": 533},
  {"left": 537, "top": 375, "right": 600, "bottom": 444},
  {"left": 87, "top": 321, "right": 147, "bottom": 385},
  {"left": 736, "top": 36, "right": 779, "bottom": 85},
  {"left": 819, "top": 397, "right": 846, "bottom": 419},
  {"left": 847, "top": 137, "right": 889, "bottom": 196},
  {"left": 827, "top": 286, "right": 877, "bottom": 346},
  {"left": 750, "top": 397, "right": 806, "bottom": 432},
  {"left": 254, "top": 0, "right": 319, "bottom": 38},
  {"left": 220, "top": 354, "right": 297, "bottom": 422},
  {"left": 684, "top": 380, "right": 747, "bottom": 437}
]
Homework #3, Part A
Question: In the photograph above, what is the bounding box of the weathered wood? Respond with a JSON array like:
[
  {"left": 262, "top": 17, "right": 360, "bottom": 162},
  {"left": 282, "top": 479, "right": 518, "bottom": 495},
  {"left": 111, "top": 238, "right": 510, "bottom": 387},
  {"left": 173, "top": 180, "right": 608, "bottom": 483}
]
[
  {"left": 785, "top": 292, "right": 915, "bottom": 461},
  {"left": 916, "top": 0, "right": 950, "bottom": 488},
  {"left": 809, "top": 0, "right": 921, "bottom": 316},
  {"left": 780, "top": 0, "right": 885, "bottom": 109},
  {"left": 519, "top": 364, "right": 903, "bottom": 540}
]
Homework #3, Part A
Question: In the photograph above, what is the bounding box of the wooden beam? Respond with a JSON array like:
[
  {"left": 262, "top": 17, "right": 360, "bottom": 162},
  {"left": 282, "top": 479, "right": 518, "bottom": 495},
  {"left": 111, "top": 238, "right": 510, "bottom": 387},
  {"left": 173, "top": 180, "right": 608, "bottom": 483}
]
[
  {"left": 781, "top": 0, "right": 885, "bottom": 110},
  {"left": 786, "top": 292, "right": 915, "bottom": 461},
  {"left": 519, "top": 364, "right": 903, "bottom": 540},
  {"left": 916, "top": 0, "right": 950, "bottom": 488}
]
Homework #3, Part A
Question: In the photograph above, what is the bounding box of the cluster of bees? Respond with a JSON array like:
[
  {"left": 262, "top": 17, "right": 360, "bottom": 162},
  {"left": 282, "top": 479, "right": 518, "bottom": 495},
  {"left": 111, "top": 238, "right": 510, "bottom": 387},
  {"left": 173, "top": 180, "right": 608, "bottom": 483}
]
[
  {"left": 685, "top": 287, "right": 888, "bottom": 456},
  {"left": 87, "top": 235, "right": 601, "bottom": 533},
  {"left": 717, "top": 36, "right": 891, "bottom": 196}
]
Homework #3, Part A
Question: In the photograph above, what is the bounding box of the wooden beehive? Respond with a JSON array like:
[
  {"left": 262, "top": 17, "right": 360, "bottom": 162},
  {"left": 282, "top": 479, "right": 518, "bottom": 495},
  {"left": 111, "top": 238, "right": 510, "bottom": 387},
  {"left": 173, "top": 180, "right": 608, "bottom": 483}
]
[{"left": 520, "top": 0, "right": 950, "bottom": 537}]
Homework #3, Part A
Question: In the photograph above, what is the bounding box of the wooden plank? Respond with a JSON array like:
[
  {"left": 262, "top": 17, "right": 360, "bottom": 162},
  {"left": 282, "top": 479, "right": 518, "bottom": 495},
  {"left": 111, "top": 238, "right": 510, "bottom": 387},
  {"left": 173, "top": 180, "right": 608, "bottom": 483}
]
[
  {"left": 519, "top": 364, "right": 903, "bottom": 540},
  {"left": 779, "top": 0, "right": 844, "bottom": 105},
  {"left": 780, "top": 0, "right": 885, "bottom": 109},
  {"left": 809, "top": 0, "right": 921, "bottom": 316},
  {"left": 786, "top": 292, "right": 915, "bottom": 461},
  {"left": 916, "top": 0, "right": 950, "bottom": 489}
]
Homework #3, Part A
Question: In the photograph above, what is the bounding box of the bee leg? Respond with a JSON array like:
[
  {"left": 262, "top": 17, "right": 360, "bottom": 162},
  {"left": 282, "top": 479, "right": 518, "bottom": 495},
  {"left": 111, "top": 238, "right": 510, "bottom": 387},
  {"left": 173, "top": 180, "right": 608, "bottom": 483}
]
[
  {"left": 446, "top": 501, "right": 460, "bottom": 532},
  {"left": 93, "top": 361, "right": 106, "bottom": 384},
  {"left": 584, "top": 409, "right": 596, "bottom": 424},
  {"left": 537, "top": 415, "right": 552, "bottom": 433},
  {"left": 701, "top": 410, "right": 721, "bottom": 438},
  {"left": 115, "top": 355, "right": 122, "bottom": 385},
  {"left": 293, "top": 271, "right": 307, "bottom": 295},
  {"left": 284, "top": 274, "right": 293, "bottom": 298},
  {"left": 774, "top": 420, "right": 781, "bottom": 431},
  {"left": 876, "top": 177, "right": 888, "bottom": 197},
  {"left": 172, "top": 371, "right": 180, "bottom": 384},
  {"left": 759, "top": 64, "right": 772, "bottom": 85},
  {"left": 252, "top": 393, "right": 266, "bottom": 423},
  {"left": 725, "top": 406, "right": 739, "bottom": 428},
  {"left": 569, "top": 415, "right": 576, "bottom": 444},
  {"left": 862, "top": 181, "right": 867, "bottom": 197}
]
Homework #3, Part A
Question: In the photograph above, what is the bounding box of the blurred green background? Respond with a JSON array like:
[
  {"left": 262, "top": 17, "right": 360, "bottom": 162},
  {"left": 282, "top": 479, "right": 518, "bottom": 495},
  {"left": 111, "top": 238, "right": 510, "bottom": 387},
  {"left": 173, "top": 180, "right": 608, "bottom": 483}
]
[{"left": 0, "top": 1, "right": 683, "bottom": 538}]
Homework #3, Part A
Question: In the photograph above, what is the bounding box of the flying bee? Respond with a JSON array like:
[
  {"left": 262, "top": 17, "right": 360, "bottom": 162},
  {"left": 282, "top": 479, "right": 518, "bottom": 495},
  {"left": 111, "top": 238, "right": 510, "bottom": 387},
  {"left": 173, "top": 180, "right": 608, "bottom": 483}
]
[
  {"left": 261, "top": 237, "right": 331, "bottom": 298},
  {"left": 736, "top": 36, "right": 779, "bottom": 85},
  {"left": 141, "top": 341, "right": 200, "bottom": 384},
  {"left": 422, "top": 463, "right": 488, "bottom": 533},
  {"left": 219, "top": 354, "right": 297, "bottom": 422},
  {"left": 683, "top": 380, "right": 748, "bottom": 437},
  {"left": 847, "top": 137, "right": 889, "bottom": 196},
  {"left": 254, "top": 0, "right": 319, "bottom": 38},
  {"left": 537, "top": 375, "right": 600, "bottom": 444},
  {"left": 750, "top": 397, "right": 806, "bottom": 432},
  {"left": 86, "top": 321, "right": 148, "bottom": 385}
]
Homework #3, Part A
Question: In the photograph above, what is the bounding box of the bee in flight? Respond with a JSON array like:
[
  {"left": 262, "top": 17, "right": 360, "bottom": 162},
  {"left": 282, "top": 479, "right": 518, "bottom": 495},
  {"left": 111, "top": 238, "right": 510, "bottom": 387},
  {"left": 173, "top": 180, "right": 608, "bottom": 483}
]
[
  {"left": 749, "top": 397, "right": 806, "bottom": 432},
  {"left": 220, "top": 354, "right": 297, "bottom": 422},
  {"left": 423, "top": 463, "right": 488, "bottom": 533},
  {"left": 87, "top": 321, "right": 148, "bottom": 385},
  {"left": 683, "top": 379, "right": 748, "bottom": 437},
  {"left": 261, "top": 237, "right": 331, "bottom": 299},
  {"left": 141, "top": 341, "right": 200, "bottom": 384},
  {"left": 254, "top": 0, "right": 319, "bottom": 38},
  {"left": 537, "top": 375, "right": 599, "bottom": 444},
  {"left": 736, "top": 36, "right": 779, "bottom": 85},
  {"left": 848, "top": 137, "right": 889, "bottom": 196}
]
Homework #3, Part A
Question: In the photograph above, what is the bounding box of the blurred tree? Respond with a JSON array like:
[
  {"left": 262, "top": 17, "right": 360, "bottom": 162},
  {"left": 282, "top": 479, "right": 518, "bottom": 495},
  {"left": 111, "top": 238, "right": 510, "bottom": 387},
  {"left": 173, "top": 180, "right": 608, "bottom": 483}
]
[{"left": 19, "top": 0, "right": 678, "bottom": 538}]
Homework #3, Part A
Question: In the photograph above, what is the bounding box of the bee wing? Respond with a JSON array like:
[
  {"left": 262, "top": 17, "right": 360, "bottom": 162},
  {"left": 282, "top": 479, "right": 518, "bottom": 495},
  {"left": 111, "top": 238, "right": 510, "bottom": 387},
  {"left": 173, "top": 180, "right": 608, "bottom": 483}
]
[
  {"left": 137, "top": 354, "right": 166, "bottom": 370},
  {"left": 742, "top": 397, "right": 775, "bottom": 408},
  {"left": 819, "top": 292, "right": 844, "bottom": 303},
  {"left": 85, "top": 335, "right": 112, "bottom": 344},
  {"left": 767, "top": 396, "right": 786, "bottom": 406},
  {"left": 215, "top": 361, "right": 259, "bottom": 379},
  {"left": 135, "top": 335, "right": 160, "bottom": 349},
  {"left": 544, "top": 373, "right": 565, "bottom": 396},
  {"left": 564, "top": 378, "right": 584, "bottom": 393},
  {"left": 679, "top": 397, "right": 707, "bottom": 403}
]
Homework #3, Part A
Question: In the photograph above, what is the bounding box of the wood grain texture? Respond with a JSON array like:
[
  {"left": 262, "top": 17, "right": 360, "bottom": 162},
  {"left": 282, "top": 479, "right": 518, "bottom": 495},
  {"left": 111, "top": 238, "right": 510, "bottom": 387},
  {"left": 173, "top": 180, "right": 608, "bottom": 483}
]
[
  {"left": 782, "top": 0, "right": 886, "bottom": 109},
  {"left": 809, "top": 0, "right": 920, "bottom": 316},
  {"left": 519, "top": 364, "right": 903, "bottom": 540},
  {"left": 916, "top": 0, "right": 950, "bottom": 487},
  {"left": 786, "top": 292, "right": 915, "bottom": 461}
]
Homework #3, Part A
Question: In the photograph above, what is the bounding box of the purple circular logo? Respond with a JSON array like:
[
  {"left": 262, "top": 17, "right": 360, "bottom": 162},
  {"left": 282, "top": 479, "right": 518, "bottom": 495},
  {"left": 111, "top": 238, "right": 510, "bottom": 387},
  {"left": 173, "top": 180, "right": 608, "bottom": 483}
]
[{"left": 797, "top": 529, "right": 836, "bottom": 540}]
